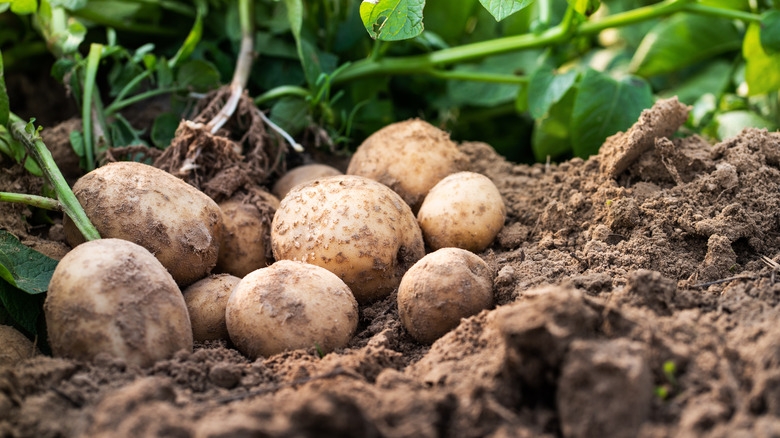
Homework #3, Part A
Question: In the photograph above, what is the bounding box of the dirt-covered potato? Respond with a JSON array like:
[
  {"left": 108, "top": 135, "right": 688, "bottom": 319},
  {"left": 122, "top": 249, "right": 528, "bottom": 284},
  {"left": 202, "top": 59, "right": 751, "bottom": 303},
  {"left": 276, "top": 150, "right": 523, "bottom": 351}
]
[
  {"left": 182, "top": 274, "right": 241, "bottom": 342},
  {"left": 63, "top": 161, "right": 223, "bottom": 286},
  {"left": 217, "top": 190, "right": 279, "bottom": 277},
  {"left": 398, "top": 248, "right": 493, "bottom": 344},
  {"left": 226, "top": 260, "right": 358, "bottom": 358},
  {"left": 45, "top": 239, "right": 193, "bottom": 367},
  {"left": 271, "top": 175, "right": 425, "bottom": 303},
  {"left": 347, "top": 119, "right": 468, "bottom": 211},
  {"left": 417, "top": 171, "right": 506, "bottom": 252},
  {"left": 0, "top": 325, "right": 38, "bottom": 366},
  {"left": 272, "top": 164, "right": 342, "bottom": 199}
]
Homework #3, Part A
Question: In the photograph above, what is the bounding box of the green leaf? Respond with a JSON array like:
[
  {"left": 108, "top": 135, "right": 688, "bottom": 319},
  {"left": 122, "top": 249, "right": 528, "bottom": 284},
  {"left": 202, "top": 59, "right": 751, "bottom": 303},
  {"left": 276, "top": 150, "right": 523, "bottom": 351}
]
[
  {"left": 69, "top": 130, "right": 85, "bottom": 157},
  {"left": 715, "top": 111, "right": 777, "bottom": 140},
  {"left": 479, "top": 0, "right": 533, "bottom": 22},
  {"left": 51, "top": 58, "right": 76, "bottom": 83},
  {"left": 743, "top": 22, "right": 780, "bottom": 96},
  {"left": 271, "top": 97, "right": 309, "bottom": 136},
  {"left": 446, "top": 51, "right": 539, "bottom": 107},
  {"left": 360, "top": 0, "right": 425, "bottom": 41},
  {"left": 570, "top": 69, "right": 653, "bottom": 158},
  {"left": 0, "top": 49, "right": 8, "bottom": 127},
  {"left": 0, "top": 126, "right": 42, "bottom": 176},
  {"left": 532, "top": 87, "right": 577, "bottom": 161},
  {"left": 659, "top": 61, "right": 731, "bottom": 105},
  {"left": 10, "top": 0, "right": 37, "bottom": 14},
  {"left": 109, "top": 114, "right": 146, "bottom": 148},
  {"left": 630, "top": 13, "right": 740, "bottom": 77},
  {"left": 0, "top": 4, "right": 9, "bottom": 13},
  {"left": 176, "top": 59, "right": 220, "bottom": 92},
  {"left": 0, "top": 280, "right": 46, "bottom": 335},
  {"left": 168, "top": 1, "right": 204, "bottom": 69},
  {"left": 151, "top": 112, "right": 180, "bottom": 149},
  {"left": 528, "top": 66, "right": 578, "bottom": 119},
  {"left": 49, "top": 0, "right": 87, "bottom": 9},
  {"left": 0, "top": 230, "right": 58, "bottom": 295},
  {"left": 760, "top": 11, "right": 780, "bottom": 53}
]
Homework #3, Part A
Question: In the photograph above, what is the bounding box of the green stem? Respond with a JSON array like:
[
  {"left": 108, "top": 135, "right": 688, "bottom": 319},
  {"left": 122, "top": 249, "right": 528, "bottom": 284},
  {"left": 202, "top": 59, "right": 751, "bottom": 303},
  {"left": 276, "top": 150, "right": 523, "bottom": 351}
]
[
  {"left": 427, "top": 69, "right": 528, "bottom": 84},
  {"left": 105, "top": 86, "right": 187, "bottom": 115},
  {"left": 0, "top": 192, "right": 61, "bottom": 211},
  {"left": 82, "top": 44, "right": 102, "bottom": 171},
  {"left": 681, "top": 3, "right": 761, "bottom": 22},
  {"left": 254, "top": 85, "right": 310, "bottom": 105},
  {"left": 107, "top": 70, "right": 153, "bottom": 116},
  {"left": 8, "top": 113, "right": 100, "bottom": 241}
]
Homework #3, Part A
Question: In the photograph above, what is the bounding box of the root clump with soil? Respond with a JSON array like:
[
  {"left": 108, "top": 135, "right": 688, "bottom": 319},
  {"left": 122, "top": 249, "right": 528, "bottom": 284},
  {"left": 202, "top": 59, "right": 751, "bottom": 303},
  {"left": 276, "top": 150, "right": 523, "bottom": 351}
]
[{"left": 3, "top": 98, "right": 780, "bottom": 437}]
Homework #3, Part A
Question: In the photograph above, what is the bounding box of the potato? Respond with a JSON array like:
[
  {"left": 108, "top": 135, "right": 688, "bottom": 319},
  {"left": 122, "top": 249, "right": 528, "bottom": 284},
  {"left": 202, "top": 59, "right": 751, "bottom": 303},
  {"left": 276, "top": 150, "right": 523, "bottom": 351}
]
[
  {"left": 417, "top": 171, "right": 506, "bottom": 252},
  {"left": 182, "top": 274, "right": 241, "bottom": 342},
  {"left": 226, "top": 260, "right": 358, "bottom": 358},
  {"left": 0, "top": 325, "right": 38, "bottom": 366},
  {"left": 45, "top": 239, "right": 193, "bottom": 367},
  {"left": 271, "top": 175, "right": 425, "bottom": 303},
  {"left": 347, "top": 119, "right": 468, "bottom": 211},
  {"left": 272, "top": 164, "right": 342, "bottom": 199},
  {"left": 217, "top": 190, "right": 279, "bottom": 277},
  {"left": 398, "top": 248, "right": 493, "bottom": 344},
  {"left": 63, "top": 161, "right": 223, "bottom": 286}
]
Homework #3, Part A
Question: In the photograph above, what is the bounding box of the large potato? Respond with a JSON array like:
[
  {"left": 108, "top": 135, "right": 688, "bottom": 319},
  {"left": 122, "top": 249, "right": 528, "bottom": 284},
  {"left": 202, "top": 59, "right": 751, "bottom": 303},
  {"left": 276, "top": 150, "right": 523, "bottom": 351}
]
[
  {"left": 272, "top": 164, "right": 342, "bottom": 199},
  {"left": 398, "top": 248, "right": 493, "bottom": 343},
  {"left": 0, "top": 325, "right": 38, "bottom": 366},
  {"left": 217, "top": 190, "right": 279, "bottom": 277},
  {"left": 45, "top": 239, "right": 193, "bottom": 367},
  {"left": 226, "top": 261, "right": 358, "bottom": 358},
  {"left": 64, "top": 161, "right": 223, "bottom": 286},
  {"left": 347, "top": 119, "right": 468, "bottom": 211},
  {"left": 182, "top": 274, "right": 241, "bottom": 342},
  {"left": 271, "top": 175, "right": 425, "bottom": 303},
  {"left": 417, "top": 171, "right": 506, "bottom": 252}
]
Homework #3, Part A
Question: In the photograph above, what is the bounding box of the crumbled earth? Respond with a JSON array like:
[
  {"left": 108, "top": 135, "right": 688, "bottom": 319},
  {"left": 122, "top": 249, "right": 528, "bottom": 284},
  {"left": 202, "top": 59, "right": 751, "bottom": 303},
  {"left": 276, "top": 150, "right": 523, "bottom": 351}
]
[{"left": 4, "top": 98, "right": 780, "bottom": 437}]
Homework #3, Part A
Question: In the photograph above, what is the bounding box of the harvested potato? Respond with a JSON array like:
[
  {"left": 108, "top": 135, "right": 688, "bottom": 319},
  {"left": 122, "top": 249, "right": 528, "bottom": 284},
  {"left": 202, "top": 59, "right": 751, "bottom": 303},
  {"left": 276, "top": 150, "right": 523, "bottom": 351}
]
[
  {"left": 217, "top": 189, "right": 279, "bottom": 277},
  {"left": 272, "top": 164, "right": 342, "bottom": 199},
  {"left": 0, "top": 325, "right": 38, "bottom": 366},
  {"left": 271, "top": 175, "right": 425, "bottom": 303},
  {"left": 347, "top": 119, "right": 468, "bottom": 211},
  {"left": 226, "top": 260, "right": 358, "bottom": 358},
  {"left": 417, "top": 171, "right": 506, "bottom": 252},
  {"left": 63, "top": 161, "right": 223, "bottom": 286},
  {"left": 45, "top": 239, "right": 193, "bottom": 367},
  {"left": 182, "top": 274, "right": 241, "bottom": 342},
  {"left": 398, "top": 248, "right": 493, "bottom": 343}
]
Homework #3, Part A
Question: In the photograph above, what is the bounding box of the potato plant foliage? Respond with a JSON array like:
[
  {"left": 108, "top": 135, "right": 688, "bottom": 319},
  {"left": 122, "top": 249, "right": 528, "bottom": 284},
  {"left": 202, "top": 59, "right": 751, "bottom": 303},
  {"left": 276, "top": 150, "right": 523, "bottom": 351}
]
[{"left": 0, "top": 0, "right": 778, "bottom": 343}]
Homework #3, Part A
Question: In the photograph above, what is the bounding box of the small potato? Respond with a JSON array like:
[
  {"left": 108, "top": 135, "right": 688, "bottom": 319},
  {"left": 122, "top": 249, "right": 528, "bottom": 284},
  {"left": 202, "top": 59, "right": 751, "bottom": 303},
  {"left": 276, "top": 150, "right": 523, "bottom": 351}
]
[
  {"left": 217, "top": 190, "right": 279, "bottom": 277},
  {"left": 64, "top": 161, "right": 223, "bottom": 286},
  {"left": 182, "top": 274, "right": 241, "bottom": 342},
  {"left": 398, "top": 248, "right": 493, "bottom": 344},
  {"left": 347, "top": 119, "right": 467, "bottom": 211},
  {"left": 226, "top": 260, "right": 358, "bottom": 358},
  {"left": 45, "top": 239, "right": 193, "bottom": 367},
  {"left": 417, "top": 172, "right": 506, "bottom": 252},
  {"left": 0, "top": 325, "right": 38, "bottom": 366},
  {"left": 271, "top": 175, "right": 425, "bottom": 303},
  {"left": 272, "top": 164, "right": 342, "bottom": 199}
]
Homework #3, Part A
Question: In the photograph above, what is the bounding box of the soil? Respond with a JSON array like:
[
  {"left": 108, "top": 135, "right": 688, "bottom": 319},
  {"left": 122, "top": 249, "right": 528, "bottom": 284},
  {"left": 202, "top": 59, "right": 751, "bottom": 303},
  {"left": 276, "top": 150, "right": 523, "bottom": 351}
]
[{"left": 4, "top": 97, "right": 780, "bottom": 437}]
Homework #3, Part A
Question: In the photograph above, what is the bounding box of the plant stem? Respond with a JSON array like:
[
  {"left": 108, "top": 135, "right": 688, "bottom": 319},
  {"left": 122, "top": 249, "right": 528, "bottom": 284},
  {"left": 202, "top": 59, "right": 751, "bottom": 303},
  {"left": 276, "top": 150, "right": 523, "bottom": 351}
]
[
  {"left": 205, "top": 0, "right": 254, "bottom": 133},
  {"left": 682, "top": 3, "right": 762, "bottom": 22},
  {"left": 8, "top": 113, "right": 100, "bottom": 241},
  {"left": 82, "top": 43, "right": 102, "bottom": 171},
  {"left": 106, "top": 86, "right": 187, "bottom": 115},
  {"left": 427, "top": 69, "right": 528, "bottom": 84},
  {"left": 0, "top": 192, "right": 61, "bottom": 211},
  {"left": 107, "top": 70, "right": 153, "bottom": 116},
  {"left": 254, "top": 85, "right": 310, "bottom": 105}
]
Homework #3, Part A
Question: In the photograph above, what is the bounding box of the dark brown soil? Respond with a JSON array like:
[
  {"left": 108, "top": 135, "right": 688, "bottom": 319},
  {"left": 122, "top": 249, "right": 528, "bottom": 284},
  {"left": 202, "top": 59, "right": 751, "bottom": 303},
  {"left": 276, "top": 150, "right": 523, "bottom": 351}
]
[{"left": 4, "top": 98, "right": 780, "bottom": 437}]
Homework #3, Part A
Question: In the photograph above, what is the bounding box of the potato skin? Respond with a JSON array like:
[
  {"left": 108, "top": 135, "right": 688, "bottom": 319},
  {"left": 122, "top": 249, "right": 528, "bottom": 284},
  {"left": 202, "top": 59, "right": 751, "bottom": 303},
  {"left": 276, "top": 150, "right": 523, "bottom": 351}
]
[
  {"left": 417, "top": 172, "right": 506, "bottom": 252},
  {"left": 64, "top": 161, "right": 223, "bottom": 286},
  {"left": 217, "top": 191, "right": 279, "bottom": 277},
  {"left": 347, "top": 119, "right": 467, "bottom": 211},
  {"left": 226, "top": 261, "right": 358, "bottom": 358},
  {"left": 45, "top": 239, "right": 193, "bottom": 367},
  {"left": 271, "top": 175, "right": 425, "bottom": 303},
  {"left": 398, "top": 248, "right": 493, "bottom": 344},
  {"left": 182, "top": 274, "right": 241, "bottom": 342},
  {"left": 272, "top": 164, "right": 342, "bottom": 199},
  {"left": 0, "top": 325, "right": 38, "bottom": 366}
]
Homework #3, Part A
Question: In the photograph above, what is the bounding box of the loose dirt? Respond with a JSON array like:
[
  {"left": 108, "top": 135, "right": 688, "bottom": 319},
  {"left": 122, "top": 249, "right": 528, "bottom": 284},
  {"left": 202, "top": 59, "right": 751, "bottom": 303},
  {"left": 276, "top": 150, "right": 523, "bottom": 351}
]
[{"left": 3, "top": 97, "right": 780, "bottom": 437}]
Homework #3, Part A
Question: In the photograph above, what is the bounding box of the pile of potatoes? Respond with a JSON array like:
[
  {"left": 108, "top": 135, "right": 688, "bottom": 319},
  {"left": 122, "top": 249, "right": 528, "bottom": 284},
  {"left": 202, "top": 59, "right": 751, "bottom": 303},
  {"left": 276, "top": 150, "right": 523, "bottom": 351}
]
[{"left": 45, "top": 119, "right": 506, "bottom": 367}]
